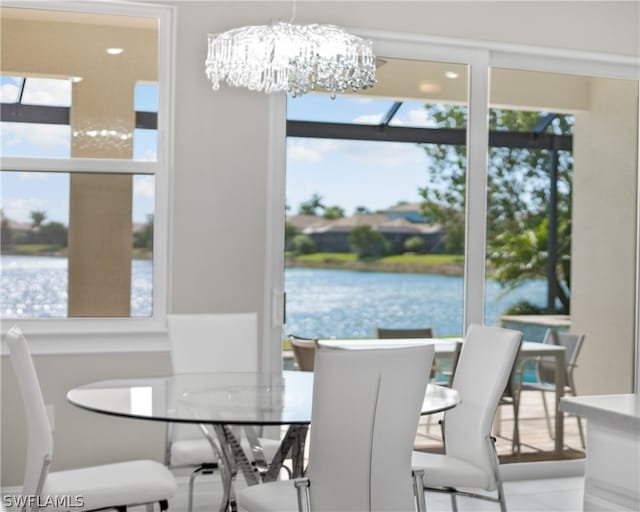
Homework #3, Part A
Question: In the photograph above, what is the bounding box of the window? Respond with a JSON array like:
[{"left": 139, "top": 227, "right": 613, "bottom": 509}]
[
  {"left": 284, "top": 58, "right": 470, "bottom": 339},
  {"left": 0, "top": 4, "right": 170, "bottom": 329}
]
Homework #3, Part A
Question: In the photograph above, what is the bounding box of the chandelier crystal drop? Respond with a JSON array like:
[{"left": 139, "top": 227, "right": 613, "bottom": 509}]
[{"left": 205, "top": 23, "right": 377, "bottom": 98}]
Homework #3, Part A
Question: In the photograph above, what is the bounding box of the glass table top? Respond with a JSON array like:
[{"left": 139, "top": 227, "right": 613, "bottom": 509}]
[{"left": 67, "top": 371, "right": 460, "bottom": 426}]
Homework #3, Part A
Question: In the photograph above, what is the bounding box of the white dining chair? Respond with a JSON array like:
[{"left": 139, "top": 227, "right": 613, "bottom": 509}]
[
  {"left": 237, "top": 340, "right": 435, "bottom": 512},
  {"left": 6, "top": 326, "right": 176, "bottom": 512},
  {"left": 166, "top": 313, "right": 281, "bottom": 512},
  {"left": 412, "top": 324, "right": 523, "bottom": 512}
]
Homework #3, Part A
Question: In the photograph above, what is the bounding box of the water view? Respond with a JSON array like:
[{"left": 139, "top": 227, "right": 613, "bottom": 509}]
[
  {"left": 1, "top": 255, "right": 153, "bottom": 318},
  {"left": 285, "top": 267, "right": 546, "bottom": 338},
  {"left": 1, "top": 256, "right": 546, "bottom": 334}
]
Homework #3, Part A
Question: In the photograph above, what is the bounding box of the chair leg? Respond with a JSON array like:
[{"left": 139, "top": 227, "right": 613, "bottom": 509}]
[
  {"left": 450, "top": 493, "right": 458, "bottom": 512},
  {"left": 497, "top": 478, "right": 507, "bottom": 512},
  {"left": 540, "top": 390, "right": 553, "bottom": 439},
  {"left": 188, "top": 466, "right": 213, "bottom": 512},
  {"left": 577, "top": 416, "right": 586, "bottom": 449}
]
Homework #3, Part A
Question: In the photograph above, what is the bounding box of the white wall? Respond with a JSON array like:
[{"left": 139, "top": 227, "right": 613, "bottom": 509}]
[
  {"left": 572, "top": 77, "right": 639, "bottom": 394},
  {"left": 1, "top": 0, "right": 638, "bottom": 487}
]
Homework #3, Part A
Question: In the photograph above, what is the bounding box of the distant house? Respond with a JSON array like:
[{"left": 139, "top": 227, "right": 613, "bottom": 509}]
[
  {"left": 286, "top": 210, "right": 444, "bottom": 254},
  {"left": 385, "top": 202, "right": 427, "bottom": 223}
]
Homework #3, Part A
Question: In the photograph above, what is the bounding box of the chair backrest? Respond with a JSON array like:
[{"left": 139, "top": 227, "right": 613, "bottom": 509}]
[
  {"left": 308, "top": 341, "right": 434, "bottom": 511},
  {"left": 6, "top": 326, "right": 54, "bottom": 499},
  {"left": 288, "top": 334, "right": 317, "bottom": 372},
  {"left": 375, "top": 327, "right": 434, "bottom": 339},
  {"left": 538, "top": 330, "right": 586, "bottom": 383},
  {"left": 166, "top": 313, "right": 258, "bottom": 449},
  {"left": 167, "top": 313, "right": 258, "bottom": 374},
  {"left": 444, "top": 324, "right": 522, "bottom": 488}
]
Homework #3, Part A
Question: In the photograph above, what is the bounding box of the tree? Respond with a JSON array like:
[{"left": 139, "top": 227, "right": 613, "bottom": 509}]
[
  {"left": 353, "top": 206, "right": 371, "bottom": 215},
  {"left": 38, "top": 222, "right": 68, "bottom": 246},
  {"left": 292, "top": 234, "right": 316, "bottom": 255},
  {"left": 419, "top": 106, "right": 573, "bottom": 312},
  {"left": 298, "top": 193, "right": 325, "bottom": 216},
  {"left": 30, "top": 210, "right": 46, "bottom": 229},
  {"left": 284, "top": 222, "right": 297, "bottom": 251},
  {"left": 404, "top": 235, "right": 425, "bottom": 253},
  {"left": 348, "top": 226, "right": 388, "bottom": 260},
  {"left": 134, "top": 214, "right": 154, "bottom": 251},
  {"left": 323, "top": 206, "right": 345, "bottom": 219},
  {"left": 1, "top": 210, "right": 13, "bottom": 249}
]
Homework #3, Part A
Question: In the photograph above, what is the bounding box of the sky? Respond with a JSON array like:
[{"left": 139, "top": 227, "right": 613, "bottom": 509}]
[
  {"left": 286, "top": 93, "right": 441, "bottom": 215},
  {"left": 0, "top": 76, "right": 439, "bottom": 224}
]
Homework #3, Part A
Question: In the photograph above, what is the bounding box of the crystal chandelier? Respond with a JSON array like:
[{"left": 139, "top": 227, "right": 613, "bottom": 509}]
[{"left": 205, "top": 22, "right": 376, "bottom": 98}]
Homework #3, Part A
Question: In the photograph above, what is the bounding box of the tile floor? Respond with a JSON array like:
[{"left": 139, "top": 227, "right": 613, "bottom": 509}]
[{"left": 173, "top": 470, "right": 584, "bottom": 512}]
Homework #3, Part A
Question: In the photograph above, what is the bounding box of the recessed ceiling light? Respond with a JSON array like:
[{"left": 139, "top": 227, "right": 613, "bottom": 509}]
[
  {"left": 70, "top": 76, "right": 83, "bottom": 83},
  {"left": 419, "top": 80, "right": 440, "bottom": 94},
  {"left": 445, "top": 71, "right": 459, "bottom": 79},
  {"left": 106, "top": 48, "right": 124, "bottom": 55}
]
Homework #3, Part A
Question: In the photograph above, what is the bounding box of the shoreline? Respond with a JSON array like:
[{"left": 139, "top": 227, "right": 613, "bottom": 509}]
[{"left": 286, "top": 258, "right": 464, "bottom": 276}]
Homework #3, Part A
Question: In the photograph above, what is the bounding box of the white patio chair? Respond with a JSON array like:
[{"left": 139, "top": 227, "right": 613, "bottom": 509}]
[
  {"left": 413, "top": 324, "right": 523, "bottom": 512},
  {"left": 6, "top": 326, "right": 176, "bottom": 512},
  {"left": 517, "top": 329, "right": 586, "bottom": 448},
  {"left": 166, "top": 313, "right": 281, "bottom": 512},
  {"left": 237, "top": 340, "right": 435, "bottom": 512}
]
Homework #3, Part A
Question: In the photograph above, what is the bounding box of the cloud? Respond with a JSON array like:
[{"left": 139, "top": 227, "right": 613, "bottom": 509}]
[
  {"left": 287, "top": 137, "right": 426, "bottom": 168},
  {"left": 133, "top": 175, "right": 155, "bottom": 199},
  {"left": 1, "top": 122, "right": 70, "bottom": 149},
  {"left": 0, "top": 83, "right": 20, "bottom": 103},
  {"left": 1, "top": 197, "right": 48, "bottom": 222},
  {"left": 353, "top": 113, "right": 384, "bottom": 124},
  {"left": 396, "top": 108, "right": 437, "bottom": 128},
  {"left": 341, "top": 141, "right": 427, "bottom": 167},
  {"left": 287, "top": 139, "right": 340, "bottom": 163},
  {"left": 22, "top": 78, "right": 71, "bottom": 107},
  {"left": 18, "top": 172, "right": 47, "bottom": 181}
]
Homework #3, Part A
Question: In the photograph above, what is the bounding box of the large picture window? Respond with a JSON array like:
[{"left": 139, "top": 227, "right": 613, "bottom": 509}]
[{"left": 0, "top": 4, "right": 168, "bottom": 325}]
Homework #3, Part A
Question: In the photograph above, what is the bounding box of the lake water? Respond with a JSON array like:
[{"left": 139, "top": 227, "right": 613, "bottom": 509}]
[
  {"left": 1, "top": 256, "right": 546, "bottom": 336},
  {"left": 284, "top": 267, "right": 547, "bottom": 338},
  {"left": 1, "top": 255, "right": 153, "bottom": 318}
]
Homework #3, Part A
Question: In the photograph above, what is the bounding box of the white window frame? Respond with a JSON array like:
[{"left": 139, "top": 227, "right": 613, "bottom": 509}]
[
  {"left": 263, "top": 29, "right": 640, "bottom": 382},
  {"left": 0, "top": 0, "right": 176, "bottom": 352}
]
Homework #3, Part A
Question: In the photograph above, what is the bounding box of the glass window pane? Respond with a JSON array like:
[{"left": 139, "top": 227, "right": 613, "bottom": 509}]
[
  {"left": 284, "top": 57, "right": 468, "bottom": 342},
  {"left": 1, "top": 170, "right": 154, "bottom": 318},
  {"left": 2, "top": 7, "right": 158, "bottom": 161}
]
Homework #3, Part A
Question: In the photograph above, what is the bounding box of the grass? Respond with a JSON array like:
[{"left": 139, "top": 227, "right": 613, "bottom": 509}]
[
  {"left": 381, "top": 253, "right": 464, "bottom": 265},
  {"left": 286, "top": 252, "right": 465, "bottom": 275},
  {"left": 4, "top": 244, "right": 64, "bottom": 255},
  {"left": 292, "top": 252, "right": 357, "bottom": 263}
]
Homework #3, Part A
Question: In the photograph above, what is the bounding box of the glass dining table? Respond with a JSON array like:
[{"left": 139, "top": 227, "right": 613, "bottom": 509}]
[{"left": 67, "top": 371, "right": 460, "bottom": 511}]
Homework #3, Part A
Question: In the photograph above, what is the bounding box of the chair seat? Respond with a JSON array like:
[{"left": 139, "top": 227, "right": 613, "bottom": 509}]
[
  {"left": 412, "top": 451, "right": 493, "bottom": 490},
  {"left": 171, "top": 436, "right": 281, "bottom": 467},
  {"left": 237, "top": 479, "right": 298, "bottom": 511},
  {"left": 520, "top": 381, "right": 570, "bottom": 392},
  {"left": 43, "top": 460, "right": 176, "bottom": 512}
]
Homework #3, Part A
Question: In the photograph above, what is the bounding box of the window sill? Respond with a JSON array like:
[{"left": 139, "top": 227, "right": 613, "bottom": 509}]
[{"left": 0, "top": 318, "right": 169, "bottom": 355}]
